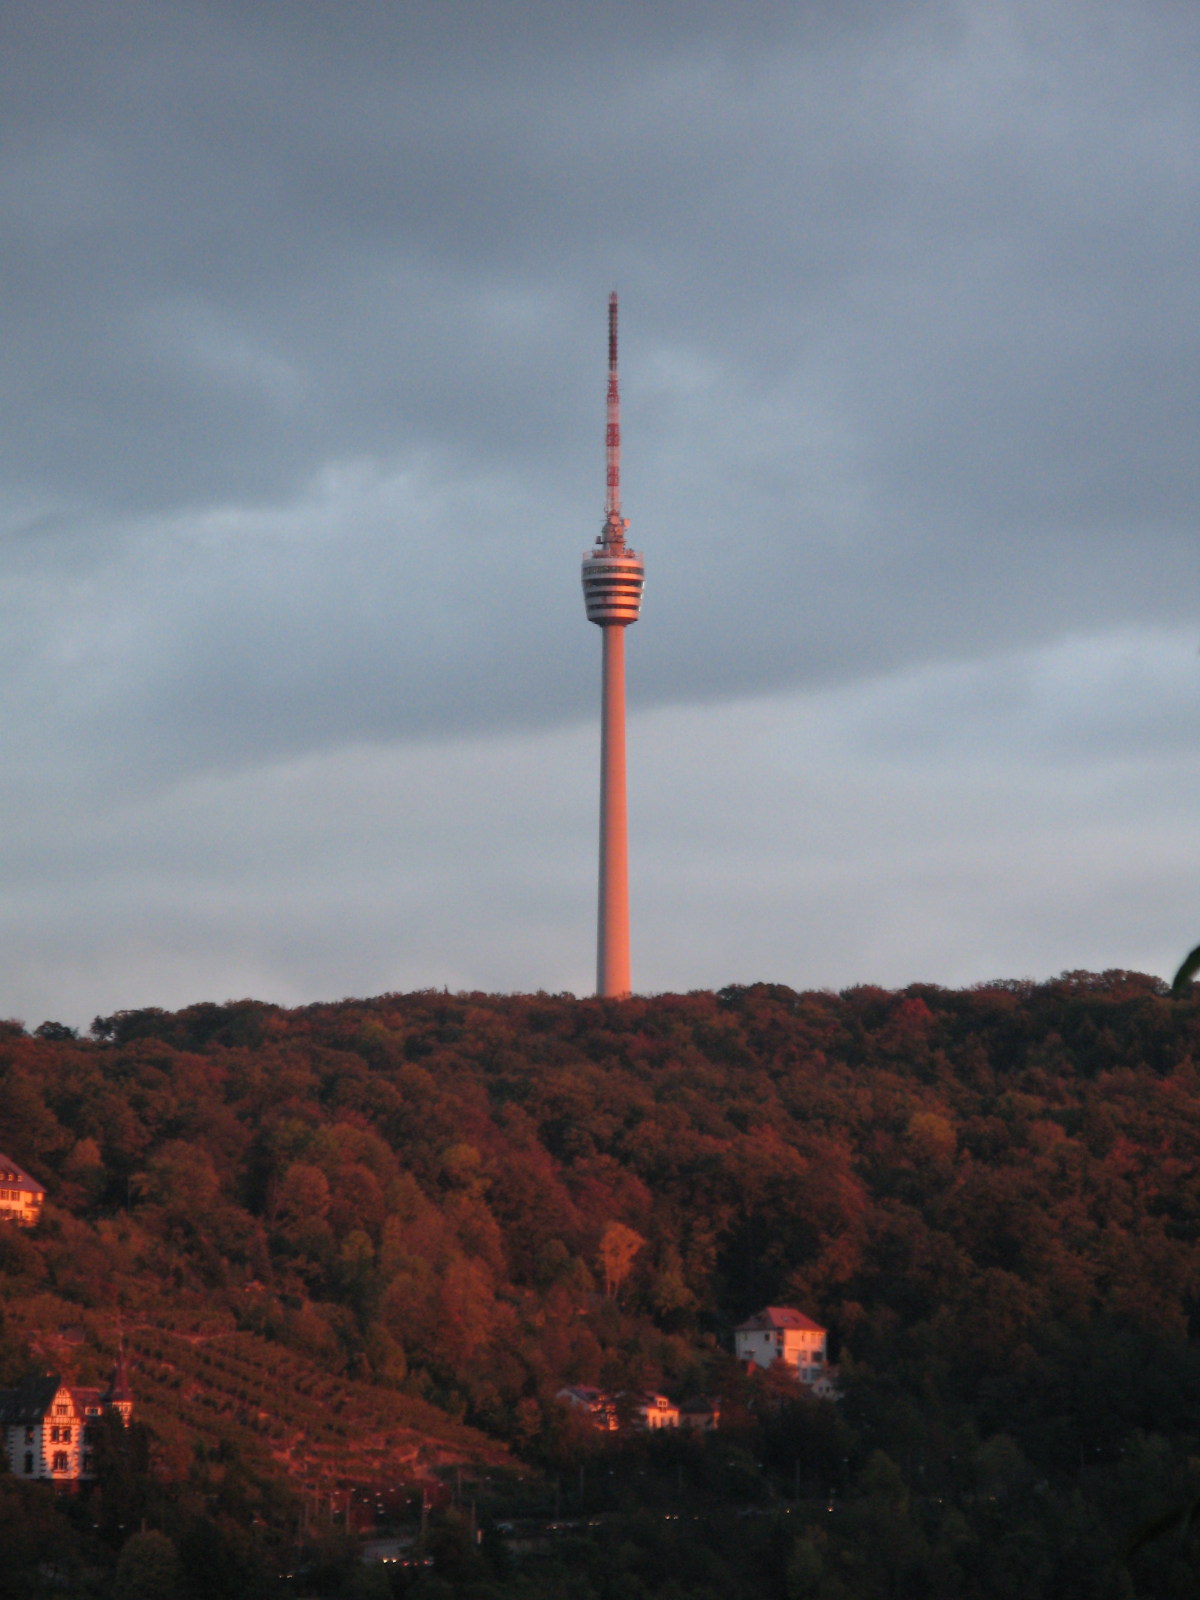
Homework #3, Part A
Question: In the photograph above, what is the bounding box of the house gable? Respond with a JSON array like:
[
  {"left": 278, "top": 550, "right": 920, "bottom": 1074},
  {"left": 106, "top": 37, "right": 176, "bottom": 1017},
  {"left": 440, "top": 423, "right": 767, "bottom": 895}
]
[
  {"left": 0, "top": 1152, "right": 45, "bottom": 1228},
  {"left": 0, "top": 1365, "right": 132, "bottom": 1483}
]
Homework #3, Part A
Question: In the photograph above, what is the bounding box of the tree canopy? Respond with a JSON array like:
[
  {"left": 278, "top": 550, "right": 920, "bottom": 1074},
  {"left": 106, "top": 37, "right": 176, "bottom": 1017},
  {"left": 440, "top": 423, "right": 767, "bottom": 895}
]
[{"left": 2, "top": 972, "right": 1200, "bottom": 1594}]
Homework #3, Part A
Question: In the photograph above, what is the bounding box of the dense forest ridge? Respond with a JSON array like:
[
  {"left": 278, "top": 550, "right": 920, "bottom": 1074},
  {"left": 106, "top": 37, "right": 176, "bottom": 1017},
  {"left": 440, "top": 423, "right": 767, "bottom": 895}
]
[{"left": 4, "top": 971, "right": 1200, "bottom": 1596}]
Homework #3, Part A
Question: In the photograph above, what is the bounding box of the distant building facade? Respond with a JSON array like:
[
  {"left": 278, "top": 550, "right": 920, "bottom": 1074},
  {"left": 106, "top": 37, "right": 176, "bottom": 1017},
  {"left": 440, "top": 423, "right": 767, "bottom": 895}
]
[
  {"left": 0, "top": 1152, "right": 44, "bottom": 1227},
  {"left": 632, "top": 1393, "right": 679, "bottom": 1430},
  {"left": 0, "top": 1359, "right": 132, "bottom": 1483},
  {"left": 679, "top": 1396, "right": 721, "bottom": 1432},
  {"left": 555, "top": 1385, "right": 618, "bottom": 1431},
  {"left": 735, "top": 1306, "right": 837, "bottom": 1395},
  {"left": 556, "top": 1385, "right": 685, "bottom": 1431}
]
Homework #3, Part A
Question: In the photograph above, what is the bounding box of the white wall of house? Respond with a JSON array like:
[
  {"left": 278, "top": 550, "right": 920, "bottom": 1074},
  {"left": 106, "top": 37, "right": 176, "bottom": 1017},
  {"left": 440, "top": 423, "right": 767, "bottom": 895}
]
[
  {"left": 3, "top": 1385, "right": 106, "bottom": 1481},
  {"left": 736, "top": 1324, "right": 827, "bottom": 1377},
  {"left": 637, "top": 1395, "right": 679, "bottom": 1429},
  {"left": 42, "top": 1385, "right": 80, "bottom": 1479}
]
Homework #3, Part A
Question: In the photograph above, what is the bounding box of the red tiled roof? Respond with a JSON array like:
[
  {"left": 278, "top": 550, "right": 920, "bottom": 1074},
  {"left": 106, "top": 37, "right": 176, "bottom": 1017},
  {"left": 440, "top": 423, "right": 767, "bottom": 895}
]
[{"left": 735, "top": 1305, "right": 825, "bottom": 1333}]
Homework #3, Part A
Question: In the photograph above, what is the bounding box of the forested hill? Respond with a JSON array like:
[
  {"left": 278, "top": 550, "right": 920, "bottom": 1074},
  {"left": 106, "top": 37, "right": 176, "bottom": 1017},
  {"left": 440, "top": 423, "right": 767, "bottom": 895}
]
[{"left": 5, "top": 973, "right": 1200, "bottom": 1594}]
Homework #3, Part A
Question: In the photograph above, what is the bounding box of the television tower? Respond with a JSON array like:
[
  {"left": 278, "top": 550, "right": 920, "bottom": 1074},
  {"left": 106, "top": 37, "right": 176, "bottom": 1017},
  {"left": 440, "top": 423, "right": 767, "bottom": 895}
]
[{"left": 581, "top": 293, "right": 645, "bottom": 997}]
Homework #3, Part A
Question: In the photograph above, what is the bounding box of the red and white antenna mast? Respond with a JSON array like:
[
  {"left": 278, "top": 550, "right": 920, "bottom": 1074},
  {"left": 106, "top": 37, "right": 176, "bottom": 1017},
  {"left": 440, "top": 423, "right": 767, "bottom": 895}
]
[{"left": 605, "top": 291, "right": 623, "bottom": 534}]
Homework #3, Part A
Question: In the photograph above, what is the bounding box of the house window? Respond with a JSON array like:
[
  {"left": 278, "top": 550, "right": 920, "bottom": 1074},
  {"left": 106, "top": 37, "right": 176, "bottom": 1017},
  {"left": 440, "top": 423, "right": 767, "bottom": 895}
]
[
  {"left": 54, "top": 1402, "right": 68, "bottom": 1416},
  {"left": 61, "top": 1427, "right": 71, "bottom": 1443},
  {"left": 23, "top": 1453, "right": 33, "bottom": 1475},
  {"left": 24, "top": 1427, "right": 33, "bottom": 1444},
  {"left": 52, "top": 1452, "right": 68, "bottom": 1472},
  {"left": 83, "top": 1453, "right": 93, "bottom": 1472}
]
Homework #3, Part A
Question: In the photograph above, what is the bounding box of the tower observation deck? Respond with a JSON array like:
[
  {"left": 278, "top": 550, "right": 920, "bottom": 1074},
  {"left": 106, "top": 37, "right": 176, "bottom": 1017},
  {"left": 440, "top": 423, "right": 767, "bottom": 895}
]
[
  {"left": 580, "top": 535, "right": 645, "bottom": 623},
  {"left": 582, "top": 293, "right": 643, "bottom": 998}
]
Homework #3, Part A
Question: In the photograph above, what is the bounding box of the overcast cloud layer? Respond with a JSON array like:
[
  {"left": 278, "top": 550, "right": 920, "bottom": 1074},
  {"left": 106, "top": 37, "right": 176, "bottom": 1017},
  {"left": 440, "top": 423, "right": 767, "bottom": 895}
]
[{"left": 1, "top": 0, "right": 1197, "bottom": 1025}]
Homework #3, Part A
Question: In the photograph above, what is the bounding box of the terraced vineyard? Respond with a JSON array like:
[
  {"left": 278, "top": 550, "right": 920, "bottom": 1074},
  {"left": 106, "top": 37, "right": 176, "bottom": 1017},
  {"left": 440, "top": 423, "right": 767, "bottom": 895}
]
[{"left": 121, "top": 1321, "right": 509, "bottom": 1491}]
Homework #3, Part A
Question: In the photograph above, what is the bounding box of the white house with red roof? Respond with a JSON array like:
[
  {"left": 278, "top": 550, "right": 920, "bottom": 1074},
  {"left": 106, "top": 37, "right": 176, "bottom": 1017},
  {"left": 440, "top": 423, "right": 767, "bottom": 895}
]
[{"left": 735, "top": 1306, "right": 836, "bottom": 1394}]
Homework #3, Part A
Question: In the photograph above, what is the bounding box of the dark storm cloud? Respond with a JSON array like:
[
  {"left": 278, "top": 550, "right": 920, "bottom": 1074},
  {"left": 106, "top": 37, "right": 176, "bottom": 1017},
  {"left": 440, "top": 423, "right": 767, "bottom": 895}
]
[{"left": 0, "top": 0, "right": 1197, "bottom": 783}]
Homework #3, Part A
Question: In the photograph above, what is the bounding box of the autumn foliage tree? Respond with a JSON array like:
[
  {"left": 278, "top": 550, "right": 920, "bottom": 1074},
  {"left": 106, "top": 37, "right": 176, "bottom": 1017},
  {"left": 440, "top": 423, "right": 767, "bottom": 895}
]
[{"left": 597, "top": 1221, "right": 644, "bottom": 1301}]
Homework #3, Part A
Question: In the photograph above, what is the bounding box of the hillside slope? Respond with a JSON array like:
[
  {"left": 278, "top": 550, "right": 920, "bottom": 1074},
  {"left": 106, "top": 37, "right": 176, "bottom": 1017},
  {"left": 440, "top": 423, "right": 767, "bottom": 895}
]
[{"left": 4, "top": 973, "right": 1200, "bottom": 1594}]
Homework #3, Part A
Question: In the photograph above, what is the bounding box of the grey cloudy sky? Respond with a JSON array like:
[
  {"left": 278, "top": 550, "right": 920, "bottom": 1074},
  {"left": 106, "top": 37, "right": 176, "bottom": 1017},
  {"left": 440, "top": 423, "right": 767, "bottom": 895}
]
[{"left": 2, "top": 0, "right": 1197, "bottom": 1026}]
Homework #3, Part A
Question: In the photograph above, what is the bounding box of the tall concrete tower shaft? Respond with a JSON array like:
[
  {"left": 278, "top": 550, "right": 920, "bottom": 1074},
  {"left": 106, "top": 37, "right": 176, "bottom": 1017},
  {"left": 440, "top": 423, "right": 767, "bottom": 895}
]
[{"left": 581, "top": 293, "right": 644, "bottom": 997}]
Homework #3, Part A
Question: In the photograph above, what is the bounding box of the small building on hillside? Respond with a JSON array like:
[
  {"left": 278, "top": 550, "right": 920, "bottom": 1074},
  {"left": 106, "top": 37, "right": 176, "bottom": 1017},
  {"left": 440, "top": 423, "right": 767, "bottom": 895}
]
[
  {"left": 0, "top": 1152, "right": 44, "bottom": 1227},
  {"left": 736, "top": 1306, "right": 832, "bottom": 1390},
  {"left": 555, "top": 1385, "right": 618, "bottom": 1431},
  {"left": 679, "top": 1395, "right": 721, "bottom": 1432},
  {"left": 556, "top": 1386, "right": 687, "bottom": 1431},
  {"left": 632, "top": 1393, "right": 679, "bottom": 1430},
  {"left": 0, "top": 1358, "right": 132, "bottom": 1483}
]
